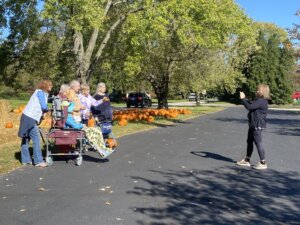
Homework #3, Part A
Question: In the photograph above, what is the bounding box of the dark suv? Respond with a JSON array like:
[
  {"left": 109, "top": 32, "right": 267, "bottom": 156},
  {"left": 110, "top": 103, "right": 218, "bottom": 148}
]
[{"left": 126, "top": 92, "right": 152, "bottom": 108}]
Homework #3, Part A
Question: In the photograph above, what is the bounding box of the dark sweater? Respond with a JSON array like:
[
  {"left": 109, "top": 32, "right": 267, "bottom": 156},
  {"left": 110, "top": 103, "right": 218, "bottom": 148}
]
[{"left": 242, "top": 98, "right": 268, "bottom": 129}]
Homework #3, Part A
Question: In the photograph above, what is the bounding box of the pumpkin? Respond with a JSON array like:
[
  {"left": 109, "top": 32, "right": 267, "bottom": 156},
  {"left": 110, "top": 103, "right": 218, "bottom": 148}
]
[
  {"left": 18, "top": 105, "right": 25, "bottom": 112},
  {"left": 118, "top": 119, "right": 127, "bottom": 126},
  {"left": 13, "top": 108, "right": 21, "bottom": 113},
  {"left": 147, "top": 116, "right": 154, "bottom": 123},
  {"left": 5, "top": 122, "right": 13, "bottom": 128},
  {"left": 88, "top": 118, "right": 95, "bottom": 127},
  {"left": 105, "top": 138, "right": 118, "bottom": 148}
]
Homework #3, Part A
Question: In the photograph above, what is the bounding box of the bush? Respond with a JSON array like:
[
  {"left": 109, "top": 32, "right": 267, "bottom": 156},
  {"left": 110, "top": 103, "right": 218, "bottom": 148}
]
[{"left": 0, "top": 85, "right": 30, "bottom": 100}]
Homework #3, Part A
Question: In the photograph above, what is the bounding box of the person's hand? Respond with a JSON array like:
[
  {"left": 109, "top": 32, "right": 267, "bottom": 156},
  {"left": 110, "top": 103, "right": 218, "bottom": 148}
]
[
  {"left": 240, "top": 91, "right": 246, "bottom": 99},
  {"left": 81, "top": 105, "right": 86, "bottom": 110},
  {"left": 103, "top": 97, "right": 109, "bottom": 102}
]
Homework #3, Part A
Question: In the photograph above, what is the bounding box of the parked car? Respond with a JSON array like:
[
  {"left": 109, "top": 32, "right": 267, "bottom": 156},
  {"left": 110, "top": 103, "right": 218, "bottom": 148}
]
[
  {"left": 109, "top": 90, "right": 125, "bottom": 103},
  {"left": 292, "top": 91, "right": 300, "bottom": 100},
  {"left": 188, "top": 93, "right": 197, "bottom": 101},
  {"left": 126, "top": 92, "right": 152, "bottom": 108}
]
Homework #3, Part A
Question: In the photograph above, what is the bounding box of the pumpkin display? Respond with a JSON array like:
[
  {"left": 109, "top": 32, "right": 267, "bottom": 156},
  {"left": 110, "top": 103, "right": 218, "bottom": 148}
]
[
  {"left": 5, "top": 122, "right": 13, "bottom": 128},
  {"left": 113, "top": 108, "right": 192, "bottom": 126}
]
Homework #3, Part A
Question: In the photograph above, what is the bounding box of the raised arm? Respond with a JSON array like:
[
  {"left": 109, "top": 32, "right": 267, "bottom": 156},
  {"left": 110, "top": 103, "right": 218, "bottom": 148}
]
[{"left": 241, "top": 99, "right": 264, "bottom": 111}]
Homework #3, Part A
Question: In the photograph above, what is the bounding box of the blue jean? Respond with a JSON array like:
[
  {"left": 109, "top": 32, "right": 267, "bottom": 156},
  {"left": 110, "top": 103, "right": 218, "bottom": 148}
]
[{"left": 21, "top": 124, "right": 43, "bottom": 164}]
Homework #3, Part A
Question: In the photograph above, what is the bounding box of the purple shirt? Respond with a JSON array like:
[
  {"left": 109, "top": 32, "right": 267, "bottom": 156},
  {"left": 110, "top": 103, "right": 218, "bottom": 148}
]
[{"left": 78, "top": 94, "right": 102, "bottom": 120}]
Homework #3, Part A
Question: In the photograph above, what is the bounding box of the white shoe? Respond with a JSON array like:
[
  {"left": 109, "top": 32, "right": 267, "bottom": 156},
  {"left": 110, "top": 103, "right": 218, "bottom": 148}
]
[
  {"left": 236, "top": 159, "right": 251, "bottom": 167},
  {"left": 253, "top": 162, "right": 267, "bottom": 170},
  {"left": 35, "top": 162, "right": 48, "bottom": 168}
]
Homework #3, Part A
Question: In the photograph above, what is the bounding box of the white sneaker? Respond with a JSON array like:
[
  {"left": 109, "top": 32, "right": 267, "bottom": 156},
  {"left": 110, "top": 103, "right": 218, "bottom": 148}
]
[
  {"left": 236, "top": 159, "right": 251, "bottom": 167},
  {"left": 253, "top": 162, "right": 267, "bottom": 170}
]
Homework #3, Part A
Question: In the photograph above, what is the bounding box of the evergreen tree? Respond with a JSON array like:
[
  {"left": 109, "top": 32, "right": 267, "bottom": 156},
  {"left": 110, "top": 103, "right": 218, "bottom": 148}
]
[
  {"left": 244, "top": 31, "right": 268, "bottom": 98},
  {"left": 276, "top": 43, "right": 295, "bottom": 104},
  {"left": 243, "top": 26, "right": 295, "bottom": 104}
]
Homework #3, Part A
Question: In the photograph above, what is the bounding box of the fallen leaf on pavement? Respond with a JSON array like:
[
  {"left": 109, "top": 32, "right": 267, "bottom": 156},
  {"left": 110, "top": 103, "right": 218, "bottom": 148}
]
[{"left": 38, "top": 187, "right": 48, "bottom": 191}]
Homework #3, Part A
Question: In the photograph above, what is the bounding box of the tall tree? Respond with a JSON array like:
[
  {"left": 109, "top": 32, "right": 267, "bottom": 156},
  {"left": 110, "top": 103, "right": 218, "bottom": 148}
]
[
  {"left": 0, "top": 0, "right": 44, "bottom": 87},
  {"left": 243, "top": 24, "right": 295, "bottom": 104},
  {"left": 43, "top": 0, "right": 147, "bottom": 84},
  {"left": 122, "top": 0, "right": 255, "bottom": 108},
  {"left": 288, "top": 9, "right": 300, "bottom": 89}
]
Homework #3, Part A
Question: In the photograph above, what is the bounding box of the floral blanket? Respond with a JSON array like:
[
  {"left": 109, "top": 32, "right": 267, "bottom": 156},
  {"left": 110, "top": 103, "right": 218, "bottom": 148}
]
[{"left": 83, "top": 127, "right": 115, "bottom": 158}]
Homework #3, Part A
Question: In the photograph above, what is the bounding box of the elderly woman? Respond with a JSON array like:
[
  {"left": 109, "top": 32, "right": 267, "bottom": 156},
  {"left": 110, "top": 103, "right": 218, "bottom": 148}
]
[
  {"left": 78, "top": 83, "right": 104, "bottom": 125},
  {"left": 92, "top": 82, "right": 112, "bottom": 121},
  {"left": 64, "top": 89, "right": 85, "bottom": 130},
  {"left": 94, "top": 82, "right": 110, "bottom": 101},
  {"left": 57, "top": 84, "right": 70, "bottom": 100},
  {"left": 18, "top": 79, "right": 53, "bottom": 167},
  {"left": 69, "top": 80, "right": 86, "bottom": 123}
]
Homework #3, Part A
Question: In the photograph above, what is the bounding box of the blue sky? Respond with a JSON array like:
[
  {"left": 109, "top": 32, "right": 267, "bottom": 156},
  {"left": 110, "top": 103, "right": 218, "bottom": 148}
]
[
  {"left": 236, "top": 0, "right": 299, "bottom": 29},
  {"left": 1, "top": 1, "right": 299, "bottom": 39}
]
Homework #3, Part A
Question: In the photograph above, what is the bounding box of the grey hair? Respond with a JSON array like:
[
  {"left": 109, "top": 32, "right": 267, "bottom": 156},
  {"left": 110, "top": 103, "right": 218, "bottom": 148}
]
[
  {"left": 96, "top": 82, "right": 106, "bottom": 93},
  {"left": 59, "top": 84, "right": 70, "bottom": 93},
  {"left": 69, "top": 80, "right": 80, "bottom": 88}
]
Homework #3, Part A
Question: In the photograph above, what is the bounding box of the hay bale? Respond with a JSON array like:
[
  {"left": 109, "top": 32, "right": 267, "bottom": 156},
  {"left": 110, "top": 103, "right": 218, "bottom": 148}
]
[{"left": 0, "top": 99, "right": 12, "bottom": 127}]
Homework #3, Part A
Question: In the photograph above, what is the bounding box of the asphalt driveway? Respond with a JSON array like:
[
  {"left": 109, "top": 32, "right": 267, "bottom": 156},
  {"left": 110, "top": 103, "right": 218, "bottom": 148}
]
[{"left": 0, "top": 107, "right": 299, "bottom": 225}]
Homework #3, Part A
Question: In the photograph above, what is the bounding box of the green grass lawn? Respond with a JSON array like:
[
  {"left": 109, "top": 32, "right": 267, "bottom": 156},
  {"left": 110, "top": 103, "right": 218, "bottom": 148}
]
[{"left": 0, "top": 105, "right": 224, "bottom": 174}]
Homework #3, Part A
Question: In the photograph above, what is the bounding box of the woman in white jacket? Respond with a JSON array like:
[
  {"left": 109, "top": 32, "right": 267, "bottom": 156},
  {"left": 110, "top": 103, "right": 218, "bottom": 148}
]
[{"left": 18, "top": 79, "right": 53, "bottom": 167}]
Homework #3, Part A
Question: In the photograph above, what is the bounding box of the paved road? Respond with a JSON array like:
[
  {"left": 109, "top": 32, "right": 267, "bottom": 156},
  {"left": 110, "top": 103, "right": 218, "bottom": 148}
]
[{"left": 1, "top": 107, "right": 299, "bottom": 225}]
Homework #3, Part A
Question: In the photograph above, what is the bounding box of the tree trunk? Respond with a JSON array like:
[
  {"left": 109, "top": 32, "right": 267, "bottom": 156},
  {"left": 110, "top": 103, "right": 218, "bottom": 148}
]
[
  {"left": 156, "top": 90, "right": 169, "bottom": 109},
  {"left": 195, "top": 91, "right": 200, "bottom": 106},
  {"left": 148, "top": 73, "right": 170, "bottom": 109},
  {"left": 72, "top": 5, "right": 144, "bottom": 84}
]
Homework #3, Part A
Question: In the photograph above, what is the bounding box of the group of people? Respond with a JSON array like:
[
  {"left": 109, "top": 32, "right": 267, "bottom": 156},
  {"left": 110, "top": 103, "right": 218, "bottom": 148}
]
[
  {"left": 57, "top": 80, "right": 112, "bottom": 130},
  {"left": 18, "top": 78, "right": 271, "bottom": 170},
  {"left": 18, "top": 79, "right": 112, "bottom": 167}
]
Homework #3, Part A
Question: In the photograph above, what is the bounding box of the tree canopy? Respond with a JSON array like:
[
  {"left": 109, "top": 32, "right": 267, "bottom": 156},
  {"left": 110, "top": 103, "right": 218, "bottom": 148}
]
[{"left": 0, "top": 1, "right": 297, "bottom": 106}]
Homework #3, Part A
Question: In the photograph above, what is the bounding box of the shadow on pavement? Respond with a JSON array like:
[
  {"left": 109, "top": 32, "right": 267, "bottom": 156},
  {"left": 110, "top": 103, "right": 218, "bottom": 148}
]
[
  {"left": 268, "top": 110, "right": 300, "bottom": 116},
  {"left": 190, "top": 151, "right": 235, "bottom": 163},
  {"left": 128, "top": 167, "right": 300, "bottom": 225}
]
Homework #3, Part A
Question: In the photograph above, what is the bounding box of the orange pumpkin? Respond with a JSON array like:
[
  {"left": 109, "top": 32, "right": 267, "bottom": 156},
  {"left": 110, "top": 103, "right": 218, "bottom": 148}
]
[
  {"left": 118, "top": 119, "right": 127, "bottom": 126},
  {"left": 18, "top": 105, "right": 25, "bottom": 112},
  {"left": 13, "top": 108, "right": 21, "bottom": 113},
  {"left": 88, "top": 118, "right": 95, "bottom": 127},
  {"left": 147, "top": 116, "right": 154, "bottom": 123},
  {"left": 5, "top": 122, "right": 13, "bottom": 128},
  {"left": 105, "top": 138, "right": 118, "bottom": 148}
]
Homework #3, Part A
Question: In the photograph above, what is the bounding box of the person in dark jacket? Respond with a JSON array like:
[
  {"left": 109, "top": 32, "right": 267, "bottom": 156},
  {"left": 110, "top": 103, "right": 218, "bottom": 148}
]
[
  {"left": 92, "top": 82, "right": 112, "bottom": 121},
  {"left": 237, "top": 84, "right": 270, "bottom": 170}
]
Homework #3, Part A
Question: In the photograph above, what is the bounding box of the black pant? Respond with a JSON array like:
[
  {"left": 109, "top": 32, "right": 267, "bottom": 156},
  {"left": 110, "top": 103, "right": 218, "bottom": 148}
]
[{"left": 246, "top": 127, "right": 266, "bottom": 161}]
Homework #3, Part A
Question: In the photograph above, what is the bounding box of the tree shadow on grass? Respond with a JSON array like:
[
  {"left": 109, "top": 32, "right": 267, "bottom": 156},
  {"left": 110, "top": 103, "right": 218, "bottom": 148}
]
[
  {"left": 127, "top": 167, "right": 300, "bottom": 225},
  {"left": 134, "top": 119, "right": 191, "bottom": 128}
]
